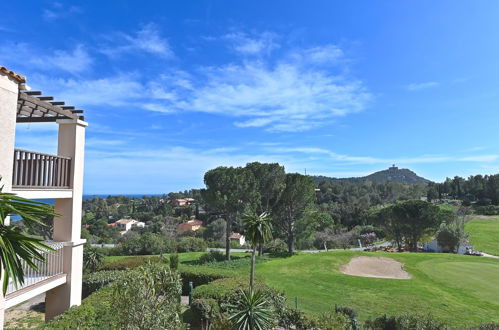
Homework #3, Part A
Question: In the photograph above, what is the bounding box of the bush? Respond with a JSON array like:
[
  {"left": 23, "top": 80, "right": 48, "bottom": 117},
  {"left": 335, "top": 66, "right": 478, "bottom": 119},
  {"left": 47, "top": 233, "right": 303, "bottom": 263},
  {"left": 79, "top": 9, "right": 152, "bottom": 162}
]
[
  {"left": 170, "top": 253, "right": 179, "bottom": 270},
  {"left": 264, "top": 239, "right": 288, "bottom": 254},
  {"left": 198, "top": 251, "right": 226, "bottom": 264},
  {"left": 178, "top": 265, "right": 233, "bottom": 295},
  {"left": 190, "top": 298, "right": 220, "bottom": 329},
  {"left": 99, "top": 255, "right": 165, "bottom": 271},
  {"left": 41, "top": 287, "right": 118, "bottom": 329},
  {"left": 83, "top": 245, "right": 105, "bottom": 272},
  {"left": 278, "top": 308, "right": 353, "bottom": 330},
  {"left": 113, "top": 233, "right": 176, "bottom": 255},
  {"left": 364, "top": 313, "right": 450, "bottom": 330},
  {"left": 335, "top": 305, "right": 358, "bottom": 319},
  {"left": 177, "top": 237, "right": 208, "bottom": 252},
  {"left": 192, "top": 278, "right": 286, "bottom": 315},
  {"left": 82, "top": 270, "right": 126, "bottom": 298},
  {"left": 113, "top": 262, "right": 186, "bottom": 329}
]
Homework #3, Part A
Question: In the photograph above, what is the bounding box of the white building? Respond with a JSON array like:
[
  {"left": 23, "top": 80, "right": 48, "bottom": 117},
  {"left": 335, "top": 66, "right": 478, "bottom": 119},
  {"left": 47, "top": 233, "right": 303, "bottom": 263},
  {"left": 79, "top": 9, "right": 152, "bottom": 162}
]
[
  {"left": 0, "top": 66, "right": 87, "bottom": 327},
  {"left": 230, "top": 233, "right": 246, "bottom": 246},
  {"left": 115, "top": 219, "right": 145, "bottom": 234},
  {"left": 423, "top": 239, "right": 471, "bottom": 255}
]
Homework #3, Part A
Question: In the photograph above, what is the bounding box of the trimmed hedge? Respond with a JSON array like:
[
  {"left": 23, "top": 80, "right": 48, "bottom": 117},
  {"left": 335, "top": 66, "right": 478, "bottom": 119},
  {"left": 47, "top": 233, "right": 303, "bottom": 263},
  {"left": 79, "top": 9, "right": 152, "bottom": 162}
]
[
  {"left": 98, "top": 255, "right": 165, "bottom": 271},
  {"left": 178, "top": 265, "right": 234, "bottom": 295},
  {"left": 82, "top": 270, "right": 126, "bottom": 298},
  {"left": 364, "top": 313, "right": 450, "bottom": 330}
]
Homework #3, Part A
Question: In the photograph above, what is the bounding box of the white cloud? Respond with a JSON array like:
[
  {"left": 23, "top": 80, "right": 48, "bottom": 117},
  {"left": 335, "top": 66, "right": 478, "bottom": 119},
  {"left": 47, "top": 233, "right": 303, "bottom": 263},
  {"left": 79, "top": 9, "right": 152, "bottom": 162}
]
[
  {"left": 291, "top": 45, "right": 344, "bottom": 65},
  {"left": 42, "top": 3, "right": 81, "bottom": 21},
  {"left": 101, "top": 24, "right": 173, "bottom": 58},
  {"left": 407, "top": 81, "right": 439, "bottom": 91},
  {"left": 31, "top": 44, "right": 92, "bottom": 74},
  {"left": 224, "top": 31, "right": 279, "bottom": 56}
]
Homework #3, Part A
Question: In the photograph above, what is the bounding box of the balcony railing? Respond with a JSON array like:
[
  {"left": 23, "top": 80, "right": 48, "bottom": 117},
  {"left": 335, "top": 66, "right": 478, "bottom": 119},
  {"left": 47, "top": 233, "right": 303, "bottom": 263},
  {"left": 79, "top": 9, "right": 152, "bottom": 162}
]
[
  {"left": 6, "top": 241, "right": 65, "bottom": 295},
  {"left": 12, "top": 149, "right": 71, "bottom": 189}
]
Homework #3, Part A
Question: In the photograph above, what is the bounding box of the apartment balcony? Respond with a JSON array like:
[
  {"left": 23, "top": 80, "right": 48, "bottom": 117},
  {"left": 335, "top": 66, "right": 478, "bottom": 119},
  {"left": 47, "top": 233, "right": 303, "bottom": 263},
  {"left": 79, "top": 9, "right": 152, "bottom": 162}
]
[
  {"left": 11, "top": 148, "right": 73, "bottom": 199},
  {"left": 5, "top": 241, "right": 68, "bottom": 309}
]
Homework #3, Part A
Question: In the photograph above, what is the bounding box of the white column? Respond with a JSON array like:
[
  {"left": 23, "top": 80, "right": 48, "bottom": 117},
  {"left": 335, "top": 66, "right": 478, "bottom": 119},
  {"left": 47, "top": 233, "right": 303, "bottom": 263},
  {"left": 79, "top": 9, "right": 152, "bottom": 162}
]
[
  {"left": 45, "top": 119, "right": 87, "bottom": 321},
  {"left": 0, "top": 72, "right": 20, "bottom": 330}
]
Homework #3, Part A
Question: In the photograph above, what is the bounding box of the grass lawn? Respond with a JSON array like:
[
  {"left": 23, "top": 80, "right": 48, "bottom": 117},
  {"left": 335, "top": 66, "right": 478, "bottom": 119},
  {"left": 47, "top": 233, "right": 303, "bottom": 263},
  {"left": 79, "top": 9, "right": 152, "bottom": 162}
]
[
  {"left": 253, "top": 251, "right": 499, "bottom": 326},
  {"left": 465, "top": 216, "right": 499, "bottom": 255}
]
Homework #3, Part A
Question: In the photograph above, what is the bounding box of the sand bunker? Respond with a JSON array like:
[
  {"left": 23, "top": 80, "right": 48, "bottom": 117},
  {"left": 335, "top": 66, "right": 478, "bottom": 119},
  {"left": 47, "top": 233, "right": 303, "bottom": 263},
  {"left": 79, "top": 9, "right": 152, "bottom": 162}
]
[{"left": 340, "top": 256, "right": 411, "bottom": 279}]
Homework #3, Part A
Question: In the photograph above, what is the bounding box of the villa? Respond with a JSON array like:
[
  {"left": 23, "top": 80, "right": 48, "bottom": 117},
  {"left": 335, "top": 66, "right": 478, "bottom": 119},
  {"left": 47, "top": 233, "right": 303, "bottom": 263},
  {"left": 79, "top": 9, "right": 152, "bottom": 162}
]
[
  {"left": 178, "top": 219, "right": 203, "bottom": 233},
  {"left": 0, "top": 66, "right": 87, "bottom": 326},
  {"left": 113, "top": 218, "right": 145, "bottom": 234}
]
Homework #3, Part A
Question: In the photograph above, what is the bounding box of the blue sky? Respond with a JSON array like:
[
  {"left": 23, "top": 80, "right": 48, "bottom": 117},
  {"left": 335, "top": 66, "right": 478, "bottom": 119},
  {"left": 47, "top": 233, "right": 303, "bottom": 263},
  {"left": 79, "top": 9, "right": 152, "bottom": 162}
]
[{"left": 2, "top": 1, "right": 499, "bottom": 194}]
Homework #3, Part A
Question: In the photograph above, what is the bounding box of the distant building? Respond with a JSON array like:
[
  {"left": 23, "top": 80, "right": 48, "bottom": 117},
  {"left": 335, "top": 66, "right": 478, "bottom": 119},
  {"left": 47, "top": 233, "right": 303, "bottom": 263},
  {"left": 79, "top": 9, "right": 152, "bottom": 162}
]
[
  {"left": 230, "top": 233, "right": 246, "bottom": 246},
  {"left": 178, "top": 219, "right": 203, "bottom": 233},
  {"left": 114, "top": 219, "right": 145, "bottom": 234},
  {"left": 423, "top": 239, "right": 471, "bottom": 255},
  {"left": 171, "top": 198, "right": 195, "bottom": 206}
]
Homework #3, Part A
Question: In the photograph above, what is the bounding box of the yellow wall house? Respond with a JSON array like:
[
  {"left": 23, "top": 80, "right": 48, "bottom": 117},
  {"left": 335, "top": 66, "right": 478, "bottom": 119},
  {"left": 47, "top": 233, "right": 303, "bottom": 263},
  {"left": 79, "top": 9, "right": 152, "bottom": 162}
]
[{"left": 0, "top": 66, "right": 87, "bottom": 328}]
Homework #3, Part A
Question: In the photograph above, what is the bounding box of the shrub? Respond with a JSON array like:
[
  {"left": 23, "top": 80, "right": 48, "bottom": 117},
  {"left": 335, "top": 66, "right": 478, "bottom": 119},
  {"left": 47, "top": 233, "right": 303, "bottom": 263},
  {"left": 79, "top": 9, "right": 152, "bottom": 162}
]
[
  {"left": 178, "top": 265, "right": 233, "bottom": 295},
  {"left": 82, "top": 270, "right": 126, "bottom": 298},
  {"left": 113, "top": 233, "right": 176, "bottom": 255},
  {"left": 190, "top": 298, "right": 220, "bottom": 329},
  {"left": 198, "top": 251, "right": 226, "bottom": 264},
  {"left": 335, "top": 305, "right": 358, "bottom": 319},
  {"left": 170, "top": 253, "right": 179, "bottom": 270},
  {"left": 364, "top": 313, "right": 450, "bottom": 330},
  {"left": 113, "top": 262, "right": 186, "bottom": 329},
  {"left": 192, "top": 278, "right": 286, "bottom": 315},
  {"left": 177, "top": 237, "right": 208, "bottom": 252},
  {"left": 227, "top": 289, "right": 276, "bottom": 330},
  {"left": 41, "top": 287, "right": 118, "bottom": 329},
  {"left": 83, "top": 245, "right": 105, "bottom": 272},
  {"left": 264, "top": 239, "right": 288, "bottom": 254},
  {"left": 99, "top": 256, "right": 164, "bottom": 271}
]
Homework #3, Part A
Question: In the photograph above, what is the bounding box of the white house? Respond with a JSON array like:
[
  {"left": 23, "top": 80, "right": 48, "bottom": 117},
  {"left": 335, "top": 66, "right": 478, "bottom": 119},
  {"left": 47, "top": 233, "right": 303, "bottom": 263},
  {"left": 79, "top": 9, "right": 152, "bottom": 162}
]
[
  {"left": 115, "top": 219, "right": 145, "bottom": 233},
  {"left": 0, "top": 66, "right": 87, "bottom": 326},
  {"left": 230, "top": 233, "right": 246, "bottom": 246}
]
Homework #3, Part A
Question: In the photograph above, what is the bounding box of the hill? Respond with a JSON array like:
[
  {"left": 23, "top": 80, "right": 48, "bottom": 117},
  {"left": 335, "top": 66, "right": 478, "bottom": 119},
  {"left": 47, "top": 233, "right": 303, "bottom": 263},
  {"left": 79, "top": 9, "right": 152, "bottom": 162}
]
[{"left": 312, "top": 165, "right": 431, "bottom": 185}]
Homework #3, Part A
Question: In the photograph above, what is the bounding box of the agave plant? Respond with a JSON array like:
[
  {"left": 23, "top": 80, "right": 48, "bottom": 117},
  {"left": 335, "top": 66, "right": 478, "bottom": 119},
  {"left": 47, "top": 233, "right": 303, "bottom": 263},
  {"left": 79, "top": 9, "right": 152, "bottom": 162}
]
[
  {"left": 0, "top": 182, "right": 56, "bottom": 294},
  {"left": 228, "top": 288, "right": 275, "bottom": 330}
]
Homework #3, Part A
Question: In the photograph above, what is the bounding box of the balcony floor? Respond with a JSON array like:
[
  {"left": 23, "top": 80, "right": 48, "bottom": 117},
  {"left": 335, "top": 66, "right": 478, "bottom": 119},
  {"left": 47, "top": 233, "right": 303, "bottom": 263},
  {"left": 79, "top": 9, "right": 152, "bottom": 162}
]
[{"left": 5, "top": 274, "right": 66, "bottom": 309}]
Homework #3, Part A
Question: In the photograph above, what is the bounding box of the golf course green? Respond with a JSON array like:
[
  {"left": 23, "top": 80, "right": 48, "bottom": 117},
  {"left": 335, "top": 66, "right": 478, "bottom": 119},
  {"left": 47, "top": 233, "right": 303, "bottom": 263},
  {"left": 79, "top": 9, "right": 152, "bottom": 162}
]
[
  {"left": 465, "top": 216, "right": 499, "bottom": 256},
  {"left": 254, "top": 251, "right": 499, "bottom": 326}
]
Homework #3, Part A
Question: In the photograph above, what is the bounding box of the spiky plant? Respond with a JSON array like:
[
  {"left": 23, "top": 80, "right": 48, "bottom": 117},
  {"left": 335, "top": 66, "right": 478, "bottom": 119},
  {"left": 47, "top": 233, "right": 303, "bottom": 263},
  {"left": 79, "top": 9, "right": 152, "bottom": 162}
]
[
  {"left": 228, "top": 288, "right": 275, "bottom": 330},
  {"left": 243, "top": 212, "right": 272, "bottom": 289}
]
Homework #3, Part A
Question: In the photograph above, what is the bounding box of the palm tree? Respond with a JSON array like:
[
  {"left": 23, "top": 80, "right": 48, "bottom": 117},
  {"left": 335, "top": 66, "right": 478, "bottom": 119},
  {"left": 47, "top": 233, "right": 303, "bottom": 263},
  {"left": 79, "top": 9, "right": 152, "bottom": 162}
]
[
  {"left": 243, "top": 212, "right": 272, "bottom": 289},
  {"left": 0, "top": 181, "right": 56, "bottom": 294}
]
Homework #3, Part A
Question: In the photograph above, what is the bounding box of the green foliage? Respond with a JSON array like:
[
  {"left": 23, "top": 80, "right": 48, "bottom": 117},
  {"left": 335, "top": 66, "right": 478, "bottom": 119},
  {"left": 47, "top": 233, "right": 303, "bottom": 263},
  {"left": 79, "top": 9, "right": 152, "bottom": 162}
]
[
  {"left": 274, "top": 173, "right": 316, "bottom": 253},
  {"left": 41, "top": 287, "right": 118, "bottom": 329},
  {"left": 364, "top": 313, "right": 450, "bottom": 330},
  {"left": 465, "top": 217, "right": 499, "bottom": 255},
  {"left": 374, "top": 200, "right": 442, "bottom": 251},
  {"left": 190, "top": 298, "right": 220, "bottom": 329},
  {"left": 199, "top": 251, "right": 226, "bottom": 264},
  {"left": 243, "top": 212, "right": 273, "bottom": 288},
  {"left": 170, "top": 253, "right": 179, "bottom": 270},
  {"left": 263, "top": 239, "right": 288, "bottom": 253},
  {"left": 177, "top": 236, "right": 208, "bottom": 252},
  {"left": 114, "top": 232, "right": 175, "bottom": 255},
  {"left": 99, "top": 255, "right": 164, "bottom": 271},
  {"left": 82, "top": 270, "right": 126, "bottom": 298},
  {"left": 192, "top": 278, "right": 286, "bottom": 315},
  {"left": 178, "top": 265, "right": 233, "bottom": 295},
  {"left": 0, "top": 185, "right": 58, "bottom": 294},
  {"left": 83, "top": 245, "right": 105, "bottom": 272},
  {"left": 436, "top": 221, "right": 466, "bottom": 253},
  {"left": 113, "top": 262, "right": 185, "bottom": 329},
  {"left": 227, "top": 289, "right": 276, "bottom": 330}
]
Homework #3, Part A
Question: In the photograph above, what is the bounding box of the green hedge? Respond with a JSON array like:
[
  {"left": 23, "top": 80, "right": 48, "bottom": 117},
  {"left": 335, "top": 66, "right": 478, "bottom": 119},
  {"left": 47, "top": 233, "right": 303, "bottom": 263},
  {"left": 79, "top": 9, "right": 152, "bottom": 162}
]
[
  {"left": 82, "top": 270, "right": 126, "bottom": 298},
  {"left": 178, "top": 265, "right": 234, "bottom": 295},
  {"left": 98, "top": 255, "right": 165, "bottom": 271},
  {"left": 41, "top": 287, "right": 117, "bottom": 329}
]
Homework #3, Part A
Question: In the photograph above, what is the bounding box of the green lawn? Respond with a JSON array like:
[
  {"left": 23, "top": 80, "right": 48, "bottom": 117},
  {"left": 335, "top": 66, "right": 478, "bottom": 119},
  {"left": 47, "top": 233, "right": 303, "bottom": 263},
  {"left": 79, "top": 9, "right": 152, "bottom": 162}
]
[
  {"left": 465, "top": 216, "right": 499, "bottom": 255},
  {"left": 253, "top": 251, "right": 499, "bottom": 326}
]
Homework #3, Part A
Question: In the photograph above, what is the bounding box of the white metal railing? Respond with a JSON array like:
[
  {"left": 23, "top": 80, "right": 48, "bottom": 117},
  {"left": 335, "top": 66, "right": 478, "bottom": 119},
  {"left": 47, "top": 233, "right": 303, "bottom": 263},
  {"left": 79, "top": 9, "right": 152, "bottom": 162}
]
[{"left": 6, "top": 241, "right": 65, "bottom": 295}]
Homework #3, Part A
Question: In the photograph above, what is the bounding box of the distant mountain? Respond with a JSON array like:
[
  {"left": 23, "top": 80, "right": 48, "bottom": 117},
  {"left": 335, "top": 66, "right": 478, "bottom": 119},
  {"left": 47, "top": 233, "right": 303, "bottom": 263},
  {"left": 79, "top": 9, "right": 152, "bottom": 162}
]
[{"left": 312, "top": 165, "right": 432, "bottom": 185}]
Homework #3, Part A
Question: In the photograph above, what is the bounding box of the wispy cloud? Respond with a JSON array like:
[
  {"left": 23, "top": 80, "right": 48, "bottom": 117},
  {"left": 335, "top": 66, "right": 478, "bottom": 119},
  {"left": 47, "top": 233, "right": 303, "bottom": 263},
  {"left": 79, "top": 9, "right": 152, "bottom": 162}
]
[
  {"left": 101, "top": 24, "right": 173, "bottom": 58},
  {"left": 407, "top": 81, "right": 439, "bottom": 91},
  {"left": 224, "top": 31, "right": 279, "bottom": 56},
  {"left": 43, "top": 2, "right": 81, "bottom": 21},
  {"left": 31, "top": 44, "right": 92, "bottom": 74}
]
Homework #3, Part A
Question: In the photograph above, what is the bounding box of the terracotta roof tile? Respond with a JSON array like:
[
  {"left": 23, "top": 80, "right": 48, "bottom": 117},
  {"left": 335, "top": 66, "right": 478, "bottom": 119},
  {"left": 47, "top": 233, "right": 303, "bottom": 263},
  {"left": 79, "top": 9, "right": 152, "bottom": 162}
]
[{"left": 0, "top": 66, "right": 26, "bottom": 83}]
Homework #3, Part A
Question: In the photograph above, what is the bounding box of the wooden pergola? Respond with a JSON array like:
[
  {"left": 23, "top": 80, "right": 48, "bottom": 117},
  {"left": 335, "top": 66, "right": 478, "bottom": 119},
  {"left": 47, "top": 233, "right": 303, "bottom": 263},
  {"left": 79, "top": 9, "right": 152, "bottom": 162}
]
[{"left": 17, "top": 91, "right": 84, "bottom": 123}]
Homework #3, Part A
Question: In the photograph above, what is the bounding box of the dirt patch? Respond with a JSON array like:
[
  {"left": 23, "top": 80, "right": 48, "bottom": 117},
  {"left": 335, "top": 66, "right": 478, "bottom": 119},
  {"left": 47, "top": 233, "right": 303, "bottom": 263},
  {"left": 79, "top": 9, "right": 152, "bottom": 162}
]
[{"left": 340, "top": 256, "right": 411, "bottom": 279}]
